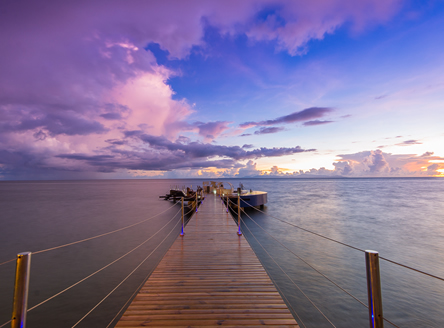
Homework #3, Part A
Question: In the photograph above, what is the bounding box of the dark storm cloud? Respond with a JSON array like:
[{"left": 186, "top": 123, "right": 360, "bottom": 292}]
[
  {"left": 56, "top": 150, "right": 238, "bottom": 172},
  {"left": 105, "top": 139, "right": 127, "bottom": 145},
  {"left": 136, "top": 133, "right": 312, "bottom": 161},
  {"left": 0, "top": 149, "right": 95, "bottom": 180},
  {"left": 0, "top": 112, "right": 107, "bottom": 136},
  {"left": 124, "top": 130, "right": 144, "bottom": 137},
  {"left": 254, "top": 127, "right": 285, "bottom": 135},
  {"left": 100, "top": 113, "right": 122, "bottom": 120},
  {"left": 42, "top": 133, "right": 315, "bottom": 174},
  {"left": 57, "top": 154, "right": 115, "bottom": 162},
  {"left": 240, "top": 107, "right": 333, "bottom": 128}
]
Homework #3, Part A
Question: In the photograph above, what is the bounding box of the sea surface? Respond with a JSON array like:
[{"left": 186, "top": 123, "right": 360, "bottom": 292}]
[{"left": 0, "top": 178, "right": 443, "bottom": 328}]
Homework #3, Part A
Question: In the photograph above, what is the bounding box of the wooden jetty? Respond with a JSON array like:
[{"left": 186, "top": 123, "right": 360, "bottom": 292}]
[{"left": 116, "top": 193, "right": 299, "bottom": 327}]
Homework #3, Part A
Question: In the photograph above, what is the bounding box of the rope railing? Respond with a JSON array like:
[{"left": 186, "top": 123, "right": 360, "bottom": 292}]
[
  {"left": 0, "top": 201, "right": 181, "bottom": 267},
  {"left": 379, "top": 256, "right": 444, "bottom": 282},
  {"left": 104, "top": 206, "right": 195, "bottom": 328},
  {"left": 240, "top": 206, "right": 369, "bottom": 309},
  {"left": 72, "top": 213, "right": 183, "bottom": 327},
  {"left": 236, "top": 198, "right": 365, "bottom": 253},
  {"left": 239, "top": 198, "right": 444, "bottom": 283},
  {"left": 224, "top": 199, "right": 307, "bottom": 328},
  {"left": 1, "top": 194, "right": 201, "bottom": 328},
  {"left": 226, "top": 197, "right": 403, "bottom": 328},
  {"left": 6, "top": 188, "right": 434, "bottom": 328},
  {"left": 269, "top": 275, "right": 307, "bottom": 328},
  {"left": 229, "top": 202, "right": 336, "bottom": 327},
  {"left": 26, "top": 206, "right": 182, "bottom": 314}
]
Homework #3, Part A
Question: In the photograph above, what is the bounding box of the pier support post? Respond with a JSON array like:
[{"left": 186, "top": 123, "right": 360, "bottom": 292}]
[
  {"left": 237, "top": 194, "right": 242, "bottom": 235},
  {"left": 11, "top": 252, "right": 31, "bottom": 328},
  {"left": 180, "top": 197, "right": 185, "bottom": 236},
  {"left": 365, "top": 250, "right": 384, "bottom": 328}
]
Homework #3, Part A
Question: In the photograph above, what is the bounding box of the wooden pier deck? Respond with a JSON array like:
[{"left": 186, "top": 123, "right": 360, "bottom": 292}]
[{"left": 116, "top": 193, "right": 299, "bottom": 327}]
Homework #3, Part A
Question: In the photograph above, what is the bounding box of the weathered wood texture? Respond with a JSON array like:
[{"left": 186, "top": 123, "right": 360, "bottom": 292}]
[{"left": 116, "top": 194, "right": 299, "bottom": 327}]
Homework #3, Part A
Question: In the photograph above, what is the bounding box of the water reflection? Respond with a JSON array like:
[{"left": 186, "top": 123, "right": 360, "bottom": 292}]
[
  {"left": 227, "top": 178, "right": 444, "bottom": 328},
  {"left": 0, "top": 178, "right": 443, "bottom": 327}
]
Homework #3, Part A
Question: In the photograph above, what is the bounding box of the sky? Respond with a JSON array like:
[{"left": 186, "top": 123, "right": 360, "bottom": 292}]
[{"left": 0, "top": 0, "right": 443, "bottom": 180}]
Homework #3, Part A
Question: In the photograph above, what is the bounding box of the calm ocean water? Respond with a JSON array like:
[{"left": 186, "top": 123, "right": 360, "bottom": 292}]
[{"left": 0, "top": 178, "right": 443, "bottom": 327}]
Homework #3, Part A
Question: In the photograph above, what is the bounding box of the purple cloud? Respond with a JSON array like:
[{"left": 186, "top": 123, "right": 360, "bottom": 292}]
[
  {"left": 48, "top": 134, "right": 314, "bottom": 173},
  {"left": 193, "top": 121, "right": 231, "bottom": 140},
  {"left": 0, "top": 1, "right": 405, "bottom": 179},
  {"left": 100, "top": 113, "right": 122, "bottom": 120},
  {"left": 1, "top": 112, "right": 107, "bottom": 136},
  {"left": 375, "top": 94, "right": 388, "bottom": 100},
  {"left": 240, "top": 107, "right": 333, "bottom": 128},
  {"left": 332, "top": 150, "right": 443, "bottom": 176},
  {"left": 396, "top": 139, "right": 422, "bottom": 146},
  {"left": 254, "top": 127, "right": 285, "bottom": 135},
  {"left": 303, "top": 120, "right": 334, "bottom": 126},
  {"left": 105, "top": 139, "right": 127, "bottom": 145},
  {"left": 366, "top": 149, "right": 390, "bottom": 173},
  {"left": 56, "top": 151, "right": 238, "bottom": 172},
  {"left": 135, "top": 133, "right": 313, "bottom": 161}
]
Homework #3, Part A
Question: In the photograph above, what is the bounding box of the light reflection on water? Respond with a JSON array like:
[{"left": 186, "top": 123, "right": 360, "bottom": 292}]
[{"left": 0, "top": 178, "right": 443, "bottom": 327}]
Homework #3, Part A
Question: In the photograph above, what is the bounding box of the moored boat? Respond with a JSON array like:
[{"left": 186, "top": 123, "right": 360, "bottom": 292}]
[
  {"left": 227, "top": 189, "right": 268, "bottom": 208},
  {"left": 203, "top": 181, "right": 267, "bottom": 208}
]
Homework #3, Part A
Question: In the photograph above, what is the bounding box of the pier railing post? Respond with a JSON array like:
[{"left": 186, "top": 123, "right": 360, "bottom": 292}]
[
  {"left": 365, "top": 250, "right": 384, "bottom": 328},
  {"left": 237, "top": 193, "right": 242, "bottom": 235},
  {"left": 11, "top": 252, "right": 31, "bottom": 328},
  {"left": 195, "top": 192, "right": 198, "bottom": 213},
  {"left": 180, "top": 197, "right": 185, "bottom": 236},
  {"left": 226, "top": 194, "right": 229, "bottom": 213}
]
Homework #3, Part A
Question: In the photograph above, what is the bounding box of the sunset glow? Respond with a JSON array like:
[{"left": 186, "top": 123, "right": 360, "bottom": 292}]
[{"left": 1, "top": 1, "right": 443, "bottom": 180}]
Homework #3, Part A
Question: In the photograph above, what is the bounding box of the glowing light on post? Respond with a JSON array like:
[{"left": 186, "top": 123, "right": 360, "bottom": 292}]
[{"left": 180, "top": 197, "right": 184, "bottom": 236}]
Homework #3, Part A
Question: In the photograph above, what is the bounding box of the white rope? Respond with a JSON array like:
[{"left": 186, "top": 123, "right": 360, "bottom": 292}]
[
  {"left": 27, "top": 207, "right": 182, "bottom": 312},
  {"left": 105, "top": 271, "right": 150, "bottom": 328},
  {"left": 104, "top": 198, "right": 198, "bottom": 327},
  {"left": 235, "top": 198, "right": 366, "bottom": 252},
  {"left": 72, "top": 216, "right": 182, "bottom": 327},
  {"left": 240, "top": 207, "right": 368, "bottom": 309},
  {"left": 226, "top": 202, "right": 307, "bottom": 328},
  {"left": 0, "top": 202, "right": 180, "bottom": 268},
  {"left": 239, "top": 209, "right": 337, "bottom": 327},
  {"left": 0, "top": 319, "right": 11, "bottom": 328},
  {"left": 33, "top": 202, "right": 180, "bottom": 254},
  {"left": 0, "top": 258, "right": 15, "bottom": 266},
  {"left": 238, "top": 198, "right": 444, "bottom": 283},
  {"left": 238, "top": 201, "right": 403, "bottom": 328}
]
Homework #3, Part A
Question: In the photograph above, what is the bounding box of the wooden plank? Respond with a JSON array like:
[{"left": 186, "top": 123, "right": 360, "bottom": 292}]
[
  {"left": 117, "top": 319, "right": 298, "bottom": 326},
  {"left": 116, "top": 194, "right": 298, "bottom": 327},
  {"left": 122, "top": 309, "right": 294, "bottom": 314}
]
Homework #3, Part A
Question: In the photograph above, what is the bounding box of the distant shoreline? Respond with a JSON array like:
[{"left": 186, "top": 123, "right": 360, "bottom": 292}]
[{"left": 0, "top": 176, "right": 442, "bottom": 182}]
